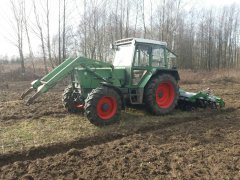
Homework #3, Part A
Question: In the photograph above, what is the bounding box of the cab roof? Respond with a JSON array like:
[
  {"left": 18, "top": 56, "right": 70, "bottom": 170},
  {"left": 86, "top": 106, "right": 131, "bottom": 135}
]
[{"left": 115, "top": 38, "right": 167, "bottom": 46}]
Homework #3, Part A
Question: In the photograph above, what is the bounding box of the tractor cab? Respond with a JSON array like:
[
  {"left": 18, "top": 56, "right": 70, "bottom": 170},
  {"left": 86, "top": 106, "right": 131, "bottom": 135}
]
[
  {"left": 113, "top": 38, "right": 177, "bottom": 68},
  {"left": 112, "top": 38, "right": 177, "bottom": 86}
]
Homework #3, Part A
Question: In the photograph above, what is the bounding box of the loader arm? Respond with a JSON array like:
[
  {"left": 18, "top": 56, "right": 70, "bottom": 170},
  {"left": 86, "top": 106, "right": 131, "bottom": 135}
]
[{"left": 21, "top": 57, "right": 113, "bottom": 104}]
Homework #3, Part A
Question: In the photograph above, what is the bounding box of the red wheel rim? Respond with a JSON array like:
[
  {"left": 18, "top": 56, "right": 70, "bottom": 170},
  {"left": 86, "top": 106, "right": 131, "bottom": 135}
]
[
  {"left": 97, "top": 96, "right": 117, "bottom": 120},
  {"left": 155, "top": 82, "right": 175, "bottom": 108}
]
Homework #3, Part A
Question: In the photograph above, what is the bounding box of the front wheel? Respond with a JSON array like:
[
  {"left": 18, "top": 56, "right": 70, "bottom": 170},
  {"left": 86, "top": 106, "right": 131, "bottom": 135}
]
[
  {"left": 144, "top": 74, "right": 179, "bottom": 115},
  {"left": 84, "top": 87, "right": 122, "bottom": 126},
  {"left": 62, "top": 85, "right": 85, "bottom": 113}
]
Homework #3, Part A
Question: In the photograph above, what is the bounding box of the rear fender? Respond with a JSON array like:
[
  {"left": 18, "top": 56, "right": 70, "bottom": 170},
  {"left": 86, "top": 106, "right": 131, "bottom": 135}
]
[
  {"left": 139, "top": 69, "right": 180, "bottom": 88},
  {"left": 154, "top": 69, "right": 180, "bottom": 81}
]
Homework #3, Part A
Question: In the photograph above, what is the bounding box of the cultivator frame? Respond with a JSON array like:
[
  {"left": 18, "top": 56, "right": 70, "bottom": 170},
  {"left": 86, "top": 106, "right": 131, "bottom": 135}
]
[{"left": 178, "top": 89, "right": 225, "bottom": 111}]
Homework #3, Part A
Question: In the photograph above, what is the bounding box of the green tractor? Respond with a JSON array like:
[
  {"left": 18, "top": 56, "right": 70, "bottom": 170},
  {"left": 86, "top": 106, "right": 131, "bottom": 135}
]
[{"left": 21, "top": 38, "right": 224, "bottom": 126}]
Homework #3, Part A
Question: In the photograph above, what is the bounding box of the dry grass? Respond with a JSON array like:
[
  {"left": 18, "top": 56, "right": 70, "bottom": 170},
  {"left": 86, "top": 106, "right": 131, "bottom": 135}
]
[
  {"left": 0, "top": 115, "right": 96, "bottom": 153},
  {"left": 0, "top": 62, "right": 54, "bottom": 82},
  {"left": 179, "top": 69, "right": 240, "bottom": 85},
  {"left": 0, "top": 109, "right": 195, "bottom": 154}
]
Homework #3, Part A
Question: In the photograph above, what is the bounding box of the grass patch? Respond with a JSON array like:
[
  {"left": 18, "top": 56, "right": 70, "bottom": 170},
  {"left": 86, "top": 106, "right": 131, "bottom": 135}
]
[
  {"left": 179, "top": 69, "right": 240, "bottom": 85},
  {"left": 0, "top": 115, "right": 96, "bottom": 153},
  {"left": 0, "top": 109, "right": 195, "bottom": 154}
]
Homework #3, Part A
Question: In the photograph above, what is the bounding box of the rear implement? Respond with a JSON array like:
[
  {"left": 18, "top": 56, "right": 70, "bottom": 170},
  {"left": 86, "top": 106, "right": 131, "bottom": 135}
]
[{"left": 178, "top": 88, "right": 225, "bottom": 111}]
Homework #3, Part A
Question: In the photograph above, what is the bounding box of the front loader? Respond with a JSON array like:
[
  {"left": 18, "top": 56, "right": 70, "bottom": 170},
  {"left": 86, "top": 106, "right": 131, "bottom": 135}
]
[{"left": 21, "top": 38, "right": 224, "bottom": 126}]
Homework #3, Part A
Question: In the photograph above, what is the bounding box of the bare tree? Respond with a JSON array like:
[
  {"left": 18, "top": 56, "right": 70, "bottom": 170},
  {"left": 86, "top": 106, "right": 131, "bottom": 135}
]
[
  {"left": 46, "top": 0, "right": 54, "bottom": 68},
  {"left": 5, "top": 0, "right": 240, "bottom": 77},
  {"left": 33, "top": 0, "right": 48, "bottom": 73},
  {"left": 61, "top": 1, "right": 240, "bottom": 69},
  {"left": 141, "top": 0, "right": 147, "bottom": 38},
  {"left": 125, "top": 0, "right": 130, "bottom": 37},
  {"left": 23, "top": 0, "right": 35, "bottom": 73},
  {"left": 134, "top": 0, "right": 139, "bottom": 37},
  {"left": 62, "top": 0, "right": 66, "bottom": 60},
  {"left": 58, "top": 0, "right": 61, "bottom": 64},
  {"left": 10, "top": 0, "right": 25, "bottom": 76}
]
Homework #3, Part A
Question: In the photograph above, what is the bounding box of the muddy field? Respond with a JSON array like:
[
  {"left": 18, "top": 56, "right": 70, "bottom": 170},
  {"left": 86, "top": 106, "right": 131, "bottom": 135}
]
[{"left": 0, "top": 79, "right": 240, "bottom": 179}]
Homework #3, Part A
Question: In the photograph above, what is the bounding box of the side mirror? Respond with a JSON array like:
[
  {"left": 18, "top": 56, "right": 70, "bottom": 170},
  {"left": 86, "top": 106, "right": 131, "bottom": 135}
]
[{"left": 110, "top": 44, "right": 119, "bottom": 51}]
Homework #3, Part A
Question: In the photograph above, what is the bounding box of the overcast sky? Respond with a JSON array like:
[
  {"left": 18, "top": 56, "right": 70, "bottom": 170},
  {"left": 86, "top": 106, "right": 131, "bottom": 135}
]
[
  {"left": 0, "top": 0, "right": 239, "bottom": 58},
  {"left": 0, "top": 0, "right": 81, "bottom": 58}
]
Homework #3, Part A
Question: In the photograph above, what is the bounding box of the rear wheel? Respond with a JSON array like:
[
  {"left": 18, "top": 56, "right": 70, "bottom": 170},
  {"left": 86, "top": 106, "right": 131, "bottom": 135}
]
[
  {"left": 62, "top": 85, "right": 84, "bottom": 113},
  {"left": 84, "top": 87, "right": 121, "bottom": 126},
  {"left": 144, "top": 74, "right": 178, "bottom": 115}
]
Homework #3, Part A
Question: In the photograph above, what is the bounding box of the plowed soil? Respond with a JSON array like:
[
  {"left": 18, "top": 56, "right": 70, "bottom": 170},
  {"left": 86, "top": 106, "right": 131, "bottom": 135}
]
[{"left": 0, "top": 80, "right": 240, "bottom": 179}]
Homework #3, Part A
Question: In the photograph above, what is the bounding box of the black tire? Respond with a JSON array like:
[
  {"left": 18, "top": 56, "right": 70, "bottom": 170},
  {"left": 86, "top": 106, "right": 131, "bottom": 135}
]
[
  {"left": 144, "top": 74, "right": 179, "bottom": 115},
  {"left": 84, "top": 87, "right": 121, "bottom": 126},
  {"left": 62, "top": 85, "right": 84, "bottom": 113}
]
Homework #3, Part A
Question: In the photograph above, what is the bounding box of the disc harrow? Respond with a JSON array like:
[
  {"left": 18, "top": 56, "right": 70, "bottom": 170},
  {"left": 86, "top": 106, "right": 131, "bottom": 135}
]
[{"left": 177, "top": 88, "right": 225, "bottom": 111}]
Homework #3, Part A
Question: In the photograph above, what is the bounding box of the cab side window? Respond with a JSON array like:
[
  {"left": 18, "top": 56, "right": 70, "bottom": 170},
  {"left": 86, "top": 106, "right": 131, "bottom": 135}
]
[
  {"left": 132, "top": 45, "right": 150, "bottom": 85},
  {"left": 167, "top": 50, "right": 177, "bottom": 68},
  {"left": 152, "top": 47, "right": 165, "bottom": 67},
  {"left": 134, "top": 45, "right": 150, "bottom": 67}
]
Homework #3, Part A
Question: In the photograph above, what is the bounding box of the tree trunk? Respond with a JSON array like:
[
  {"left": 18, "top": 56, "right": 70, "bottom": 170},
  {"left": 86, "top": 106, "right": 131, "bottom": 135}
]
[
  {"left": 10, "top": 0, "right": 25, "bottom": 77},
  {"left": 46, "top": 0, "right": 54, "bottom": 68},
  {"left": 58, "top": 0, "right": 61, "bottom": 64},
  {"left": 62, "top": 0, "right": 66, "bottom": 60}
]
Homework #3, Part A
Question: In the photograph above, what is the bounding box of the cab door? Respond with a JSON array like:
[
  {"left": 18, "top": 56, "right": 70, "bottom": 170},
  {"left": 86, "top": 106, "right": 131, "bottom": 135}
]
[{"left": 131, "top": 44, "right": 151, "bottom": 86}]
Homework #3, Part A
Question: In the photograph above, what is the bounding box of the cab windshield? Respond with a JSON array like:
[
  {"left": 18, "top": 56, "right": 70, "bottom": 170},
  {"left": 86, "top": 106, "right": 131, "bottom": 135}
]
[{"left": 113, "top": 44, "right": 134, "bottom": 67}]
